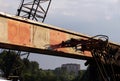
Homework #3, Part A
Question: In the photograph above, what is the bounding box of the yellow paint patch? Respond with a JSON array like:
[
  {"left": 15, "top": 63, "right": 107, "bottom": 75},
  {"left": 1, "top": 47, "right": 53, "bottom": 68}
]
[{"left": 0, "top": 17, "right": 8, "bottom": 42}]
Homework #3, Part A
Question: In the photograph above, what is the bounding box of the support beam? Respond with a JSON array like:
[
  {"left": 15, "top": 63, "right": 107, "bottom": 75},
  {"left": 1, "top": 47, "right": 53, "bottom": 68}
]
[{"left": 0, "top": 12, "right": 119, "bottom": 60}]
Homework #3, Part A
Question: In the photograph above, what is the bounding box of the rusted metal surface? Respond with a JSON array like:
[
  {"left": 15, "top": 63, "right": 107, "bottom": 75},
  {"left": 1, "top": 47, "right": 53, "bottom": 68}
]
[
  {"left": 0, "top": 12, "right": 120, "bottom": 60},
  {"left": 8, "top": 19, "right": 31, "bottom": 45}
]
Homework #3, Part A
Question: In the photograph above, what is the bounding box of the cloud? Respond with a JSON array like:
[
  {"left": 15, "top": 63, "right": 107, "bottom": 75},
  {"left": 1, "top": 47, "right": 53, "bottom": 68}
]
[
  {"left": 49, "top": 0, "right": 120, "bottom": 23},
  {"left": 1, "top": 0, "right": 120, "bottom": 22},
  {"left": 0, "top": 0, "right": 20, "bottom": 14}
]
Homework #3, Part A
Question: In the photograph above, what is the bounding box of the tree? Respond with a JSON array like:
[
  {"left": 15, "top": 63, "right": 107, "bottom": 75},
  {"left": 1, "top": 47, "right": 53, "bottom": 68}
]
[
  {"left": 72, "top": 70, "right": 86, "bottom": 81},
  {"left": 54, "top": 67, "right": 77, "bottom": 81},
  {"left": 0, "top": 50, "right": 23, "bottom": 78},
  {"left": 0, "top": 50, "right": 81, "bottom": 81},
  {"left": 21, "top": 58, "right": 40, "bottom": 81}
]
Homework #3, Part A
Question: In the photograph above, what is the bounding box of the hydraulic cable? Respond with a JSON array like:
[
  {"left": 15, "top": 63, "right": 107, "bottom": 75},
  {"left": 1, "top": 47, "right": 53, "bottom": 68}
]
[{"left": 91, "top": 50, "right": 108, "bottom": 81}]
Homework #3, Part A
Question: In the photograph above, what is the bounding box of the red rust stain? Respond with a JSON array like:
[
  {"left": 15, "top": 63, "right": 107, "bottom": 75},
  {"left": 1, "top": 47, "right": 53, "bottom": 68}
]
[
  {"left": 83, "top": 51, "right": 92, "bottom": 57},
  {"left": 19, "top": 22, "right": 31, "bottom": 45},
  {"left": 8, "top": 19, "right": 31, "bottom": 46},
  {"left": 50, "top": 30, "right": 67, "bottom": 52}
]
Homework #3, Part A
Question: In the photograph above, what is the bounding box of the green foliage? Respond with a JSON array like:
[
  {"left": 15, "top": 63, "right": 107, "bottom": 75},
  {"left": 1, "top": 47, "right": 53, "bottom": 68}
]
[
  {"left": 0, "top": 50, "right": 85, "bottom": 81},
  {"left": 21, "top": 58, "right": 40, "bottom": 81},
  {"left": 0, "top": 50, "right": 23, "bottom": 78},
  {"left": 72, "top": 70, "right": 87, "bottom": 81},
  {"left": 54, "top": 67, "right": 78, "bottom": 81}
]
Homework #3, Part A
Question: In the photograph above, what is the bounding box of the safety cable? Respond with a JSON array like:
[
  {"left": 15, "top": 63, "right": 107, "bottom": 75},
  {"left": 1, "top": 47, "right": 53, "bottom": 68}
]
[
  {"left": 91, "top": 50, "right": 108, "bottom": 81},
  {"left": 97, "top": 51, "right": 110, "bottom": 81},
  {"left": 98, "top": 50, "right": 111, "bottom": 80},
  {"left": 110, "top": 62, "right": 116, "bottom": 81},
  {"left": 102, "top": 46, "right": 117, "bottom": 81}
]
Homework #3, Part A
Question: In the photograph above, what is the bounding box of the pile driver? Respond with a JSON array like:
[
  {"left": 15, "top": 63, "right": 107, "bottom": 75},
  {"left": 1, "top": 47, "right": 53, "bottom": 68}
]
[{"left": 48, "top": 35, "right": 120, "bottom": 81}]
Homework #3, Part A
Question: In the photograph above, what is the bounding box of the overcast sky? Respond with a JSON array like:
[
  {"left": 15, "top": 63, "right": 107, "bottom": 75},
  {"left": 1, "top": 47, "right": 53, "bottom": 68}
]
[{"left": 0, "top": 0, "right": 120, "bottom": 70}]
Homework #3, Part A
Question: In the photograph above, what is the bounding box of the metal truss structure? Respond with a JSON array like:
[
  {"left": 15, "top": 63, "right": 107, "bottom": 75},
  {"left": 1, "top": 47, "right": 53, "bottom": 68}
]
[{"left": 16, "top": 0, "right": 52, "bottom": 22}]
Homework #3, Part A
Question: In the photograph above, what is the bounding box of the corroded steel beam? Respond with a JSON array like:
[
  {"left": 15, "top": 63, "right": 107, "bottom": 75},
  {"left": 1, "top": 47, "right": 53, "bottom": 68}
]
[{"left": 0, "top": 12, "right": 119, "bottom": 60}]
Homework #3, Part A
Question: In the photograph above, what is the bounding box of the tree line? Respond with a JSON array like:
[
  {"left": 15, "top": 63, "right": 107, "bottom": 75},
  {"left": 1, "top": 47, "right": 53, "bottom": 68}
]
[{"left": 0, "top": 50, "right": 87, "bottom": 81}]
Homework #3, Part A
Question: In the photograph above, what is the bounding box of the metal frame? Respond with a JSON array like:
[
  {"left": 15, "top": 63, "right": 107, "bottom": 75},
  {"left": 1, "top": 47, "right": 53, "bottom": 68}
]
[{"left": 17, "top": 0, "right": 52, "bottom": 22}]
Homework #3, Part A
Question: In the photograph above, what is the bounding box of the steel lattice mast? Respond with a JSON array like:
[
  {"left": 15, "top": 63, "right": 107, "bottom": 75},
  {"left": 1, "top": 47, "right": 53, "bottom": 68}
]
[{"left": 17, "top": 0, "right": 52, "bottom": 22}]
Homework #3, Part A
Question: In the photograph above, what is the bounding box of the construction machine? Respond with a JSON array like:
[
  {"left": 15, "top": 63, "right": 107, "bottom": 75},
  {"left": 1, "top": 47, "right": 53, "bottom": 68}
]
[
  {"left": 48, "top": 35, "right": 120, "bottom": 81},
  {"left": 0, "top": 0, "right": 120, "bottom": 81}
]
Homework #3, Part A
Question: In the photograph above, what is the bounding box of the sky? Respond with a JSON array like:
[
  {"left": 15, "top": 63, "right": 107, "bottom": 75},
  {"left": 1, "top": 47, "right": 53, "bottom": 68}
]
[{"left": 0, "top": 0, "right": 120, "bottom": 70}]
